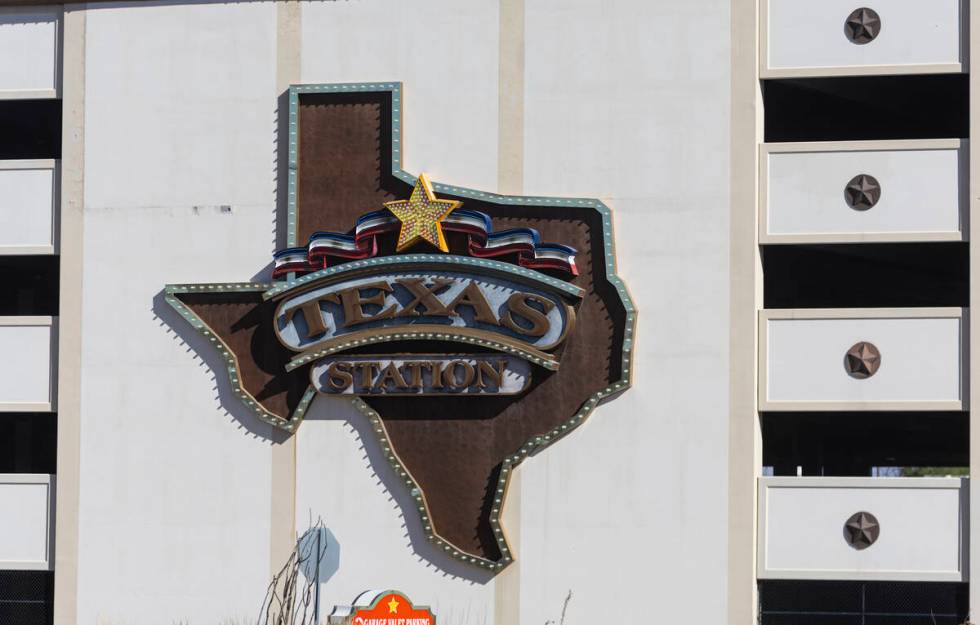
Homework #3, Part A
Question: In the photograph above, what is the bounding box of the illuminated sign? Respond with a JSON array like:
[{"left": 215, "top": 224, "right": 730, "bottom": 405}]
[
  {"left": 328, "top": 591, "right": 435, "bottom": 625},
  {"left": 165, "top": 82, "right": 635, "bottom": 572}
]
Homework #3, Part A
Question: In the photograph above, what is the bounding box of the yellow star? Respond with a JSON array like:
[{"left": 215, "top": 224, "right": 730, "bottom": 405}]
[
  {"left": 384, "top": 172, "right": 462, "bottom": 252},
  {"left": 387, "top": 597, "right": 400, "bottom": 614}
]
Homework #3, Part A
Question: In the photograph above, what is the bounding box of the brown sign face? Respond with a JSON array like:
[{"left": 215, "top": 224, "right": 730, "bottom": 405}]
[{"left": 164, "top": 83, "right": 635, "bottom": 572}]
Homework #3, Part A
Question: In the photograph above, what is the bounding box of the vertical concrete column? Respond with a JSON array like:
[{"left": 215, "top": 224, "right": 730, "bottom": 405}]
[
  {"left": 270, "top": 0, "right": 301, "bottom": 584},
  {"left": 497, "top": 0, "right": 524, "bottom": 197},
  {"left": 53, "top": 5, "right": 86, "bottom": 625},
  {"left": 495, "top": 0, "right": 524, "bottom": 622},
  {"left": 729, "top": 0, "right": 763, "bottom": 622}
]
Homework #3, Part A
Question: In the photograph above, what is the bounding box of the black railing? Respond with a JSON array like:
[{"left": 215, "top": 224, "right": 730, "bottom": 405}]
[
  {"left": 760, "top": 580, "right": 968, "bottom": 625},
  {"left": 0, "top": 571, "right": 52, "bottom": 625}
]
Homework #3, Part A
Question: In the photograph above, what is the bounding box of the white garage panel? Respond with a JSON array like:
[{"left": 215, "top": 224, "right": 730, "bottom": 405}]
[
  {"left": 0, "top": 7, "right": 60, "bottom": 97},
  {"left": 0, "top": 318, "right": 55, "bottom": 412},
  {"left": 759, "top": 477, "right": 967, "bottom": 581},
  {"left": 0, "top": 475, "right": 53, "bottom": 570},
  {"left": 760, "top": 308, "right": 964, "bottom": 411},
  {"left": 764, "top": 0, "right": 964, "bottom": 77},
  {"left": 762, "top": 141, "right": 964, "bottom": 243},
  {"left": 0, "top": 161, "right": 57, "bottom": 254}
]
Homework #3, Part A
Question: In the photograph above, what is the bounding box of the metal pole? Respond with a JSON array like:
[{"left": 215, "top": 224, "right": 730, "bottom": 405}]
[{"left": 314, "top": 530, "right": 321, "bottom": 624}]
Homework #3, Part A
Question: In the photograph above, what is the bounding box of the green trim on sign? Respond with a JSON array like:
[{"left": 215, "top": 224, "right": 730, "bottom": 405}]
[
  {"left": 286, "top": 82, "right": 404, "bottom": 248},
  {"left": 166, "top": 82, "right": 637, "bottom": 574}
]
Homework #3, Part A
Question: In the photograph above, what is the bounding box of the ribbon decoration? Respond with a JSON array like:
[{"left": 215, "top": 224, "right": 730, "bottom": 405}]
[{"left": 272, "top": 208, "right": 578, "bottom": 278}]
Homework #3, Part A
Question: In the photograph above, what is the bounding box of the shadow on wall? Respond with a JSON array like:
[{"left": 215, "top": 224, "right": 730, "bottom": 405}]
[{"left": 298, "top": 524, "right": 340, "bottom": 586}]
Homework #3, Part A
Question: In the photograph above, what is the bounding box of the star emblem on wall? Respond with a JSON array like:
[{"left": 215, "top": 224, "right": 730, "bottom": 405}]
[
  {"left": 845, "top": 341, "right": 881, "bottom": 379},
  {"left": 384, "top": 172, "right": 462, "bottom": 252},
  {"left": 845, "top": 7, "right": 881, "bottom": 45},
  {"left": 844, "top": 174, "right": 881, "bottom": 211},
  {"left": 844, "top": 511, "right": 880, "bottom": 549}
]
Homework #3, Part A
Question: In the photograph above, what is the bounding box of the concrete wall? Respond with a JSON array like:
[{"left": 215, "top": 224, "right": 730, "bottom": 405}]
[
  {"left": 74, "top": 0, "right": 731, "bottom": 622},
  {"left": 518, "top": 0, "right": 731, "bottom": 620},
  {"left": 78, "top": 3, "right": 278, "bottom": 623}
]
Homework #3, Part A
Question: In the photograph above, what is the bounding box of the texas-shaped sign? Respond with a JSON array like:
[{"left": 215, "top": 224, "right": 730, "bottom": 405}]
[{"left": 165, "top": 83, "right": 635, "bottom": 571}]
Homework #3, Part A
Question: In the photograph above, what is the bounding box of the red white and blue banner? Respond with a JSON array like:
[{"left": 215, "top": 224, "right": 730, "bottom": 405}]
[{"left": 272, "top": 208, "right": 578, "bottom": 279}]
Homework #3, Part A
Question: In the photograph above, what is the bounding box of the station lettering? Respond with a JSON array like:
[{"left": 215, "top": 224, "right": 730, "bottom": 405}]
[{"left": 311, "top": 355, "right": 531, "bottom": 396}]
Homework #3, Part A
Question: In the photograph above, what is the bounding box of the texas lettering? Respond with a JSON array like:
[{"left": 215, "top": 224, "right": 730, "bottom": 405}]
[{"left": 272, "top": 261, "right": 581, "bottom": 375}]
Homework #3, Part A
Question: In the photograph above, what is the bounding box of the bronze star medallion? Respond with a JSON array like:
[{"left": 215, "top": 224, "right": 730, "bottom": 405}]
[
  {"left": 844, "top": 174, "right": 881, "bottom": 211},
  {"left": 845, "top": 341, "right": 881, "bottom": 379},
  {"left": 845, "top": 7, "right": 881, "bottom": 44},
  {"left": 844, "top": 511, "right": 880, "bottom": 549}
]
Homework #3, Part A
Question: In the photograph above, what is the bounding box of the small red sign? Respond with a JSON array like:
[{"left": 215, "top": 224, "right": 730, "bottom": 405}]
[{"left": 351, "top": 592, "right": 435, "bottom": 625}]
